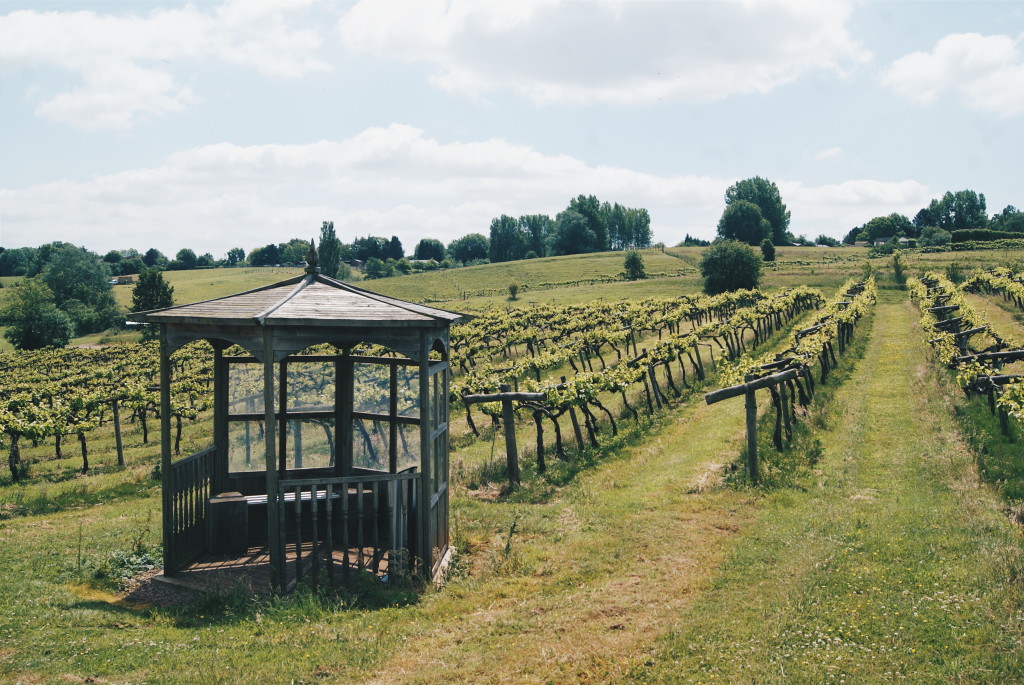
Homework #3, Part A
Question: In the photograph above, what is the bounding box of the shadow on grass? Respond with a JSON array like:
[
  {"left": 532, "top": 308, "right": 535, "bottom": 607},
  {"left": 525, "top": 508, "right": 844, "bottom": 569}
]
[{"left": 155, "top": 571, "right": 426, "bottom": 628}]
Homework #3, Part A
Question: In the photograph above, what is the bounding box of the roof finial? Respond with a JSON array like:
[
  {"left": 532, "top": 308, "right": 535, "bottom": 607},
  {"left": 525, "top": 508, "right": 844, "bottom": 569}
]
[{"left": 305, "top": 238, "right": 320, "bottom": 275}]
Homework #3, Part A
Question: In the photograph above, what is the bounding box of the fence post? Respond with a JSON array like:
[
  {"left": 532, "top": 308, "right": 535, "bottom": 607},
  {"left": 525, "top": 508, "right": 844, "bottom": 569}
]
[
  {"left": 744, "top": 376, "right": 760, "bottom": 483},
  {"left": 500, "top": 384, "right": 521, "bottom": 486}
]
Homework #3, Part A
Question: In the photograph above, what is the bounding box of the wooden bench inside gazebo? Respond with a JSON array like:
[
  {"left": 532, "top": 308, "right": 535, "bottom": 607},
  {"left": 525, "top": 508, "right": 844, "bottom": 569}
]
[{"left": 129, "top": 244, "right": 460, "bottom": 593}]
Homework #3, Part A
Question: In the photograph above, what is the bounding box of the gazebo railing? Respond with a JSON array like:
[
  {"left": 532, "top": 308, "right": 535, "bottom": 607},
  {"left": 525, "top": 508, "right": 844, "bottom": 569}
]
[
  {"left": 165, "top": 446, "right": 216, "bottom": 573},
  {"left": 276, "top": 470, "right": 420, "bottom": 587}
]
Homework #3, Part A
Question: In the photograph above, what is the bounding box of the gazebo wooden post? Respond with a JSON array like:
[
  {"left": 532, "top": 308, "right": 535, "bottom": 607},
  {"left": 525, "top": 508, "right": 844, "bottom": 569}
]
[
  {"left": 339, "top": 351, "right": 353, "bottom": 476},
  {"left": 418, "top": 330, "right": 432, "bottom": 576},
  {"left": 212, "top": 346, "right": 229, "bottom": 494},
  {"left": 262, "top": 329, "right": 284, "bottom": 590},
  {"left": 159, "top": 327, "right": 174, "bottom": 575}
]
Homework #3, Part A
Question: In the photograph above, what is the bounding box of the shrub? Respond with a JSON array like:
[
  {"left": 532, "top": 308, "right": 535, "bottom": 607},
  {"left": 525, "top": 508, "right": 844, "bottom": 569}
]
[
  {"left": 951, "top": 229, "right": 1021, "bottom": 242},
  {"left": 699, "top": 240, "right": 762, "bottom": 294},
  {"left": 760, "top": 238, "right": 776, "bottom": 262},
  {"left": 623, "top": 250, "right": 647, "bottom": 280}
]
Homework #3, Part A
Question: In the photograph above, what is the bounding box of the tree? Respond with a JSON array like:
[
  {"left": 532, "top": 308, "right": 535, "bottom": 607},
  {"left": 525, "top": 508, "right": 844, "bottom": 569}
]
[
  {"left": 279, "top": 238, "right": 311, "bottom": 265},
  {"left": 677, "top": 234, "right": 711, "bottom": 247},
  {"left": 699, "top": 240, "right": 762, "bottom": 294},
  {"left": 131, "top": 268, "right": 174, "bottom": 340},
  {"left": 2, "top": 279, "right": 74, "bottom": 350},
  {"left": 568, "top": 195, "right": 608, "bottom": 252},
  {"left": 623, "top": 250, "right": 647, "bottom": 280},
  {"left": 862, "top": 213, "right": 913, "bottom": 242},
  {"left": 913, "top": 207, "right": 936, "bottom": 231},
  {"left": 414, "top": 238, "right": 446, "bottom": 262},
  {"left": 989, "top": 205, "right": 1024, "bottom": 233},
  {"left": 226, "top": 247, "right": 246, "bottom": 266},
  {"left": 922, "top": 190, "right": 988, "bottom": 232},
  {"left": 132, "top": 268, "right": 175, "bottom": 312},
  {"left": 724, "top": 177, "right": 790, "bottom": 245},
  {"left": 625, "top": 207, "right": 652, "bottom": 249},
  {"left": 350, "top": 236, "right": 388, "bottom": 262},
  {"left": 551, "top": 209, "right": 600, "bottom": 255},
  {"left": 248, "top": 243, "right": 281, "bottom": 266},
  {"left": 842, "top": 227, "right": 863, "bottom": 245},
  {"left": 175, "top": 248, "right": 198, "bottom": 270},
  {"left": 604, "top": 202, "right": 628, "bottom": 250},
  {"left": 0, "top": 247, "right": 36, "bottom": 276},
  {"left": 40, "top": 244, "right": 121, "bottom": 335},
  {"left": 319, "top": 221, "right": 342, "bottom": 278},
  {"left": 142, "top": 248, "right": 166, "bottom": 268},
  {"left": 518, "top": 214, "right": 553, "bottom": 256},
  {"left": 918, "top": 226, "right": 952, "bottom": 246},
  {"left": 386, "top": 236, "right": 405, "bottom": 260},
  {"left": 489, "top": 215, "right": 529, "bottom": 262},
  {"left": 603, "top": 203, "right": 652, "bottom": 250},
  {"left": 363, "top": 257, "right": 394, "bottom": 279},
  {"left": 760, "top": 238, "right": 776, "bottom": 262},
  {"left": 448, "top": 233, "right": 490, "bottom": 264},
  {"left": 118, "top": 256, "right": 144, "bottom": 275},
  {"left": 717, "top": 200, "right": 771, "bottom": 245},
  {"left": 815, "top": 235, "right": 841, "bottom": 247}
]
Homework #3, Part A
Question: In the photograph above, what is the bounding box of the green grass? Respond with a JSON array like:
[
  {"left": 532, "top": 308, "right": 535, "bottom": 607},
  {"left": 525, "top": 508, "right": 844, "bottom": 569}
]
[
  {"left": 110, "top": 266, "right": 300, "bottom": 310},
  {"left": 366, "top": 248, "right": 693, "bottom": 303}
]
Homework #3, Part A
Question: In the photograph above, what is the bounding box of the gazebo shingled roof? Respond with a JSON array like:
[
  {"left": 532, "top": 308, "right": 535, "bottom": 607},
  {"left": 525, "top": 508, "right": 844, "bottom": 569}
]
[{"left": 132, "top": 273, "right": 463, "bottom": 328}]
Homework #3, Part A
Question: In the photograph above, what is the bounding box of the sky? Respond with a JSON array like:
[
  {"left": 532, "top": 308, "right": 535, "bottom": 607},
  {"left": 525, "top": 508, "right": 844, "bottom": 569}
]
[{"left": 1, "top": 0, "right": 1022, "bottom": 259}]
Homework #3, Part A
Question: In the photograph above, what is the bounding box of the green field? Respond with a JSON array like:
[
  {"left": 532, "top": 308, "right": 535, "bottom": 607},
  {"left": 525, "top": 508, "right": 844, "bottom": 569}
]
[{"left": 2, "top": 247, "right": 1024, "bottom": 683}]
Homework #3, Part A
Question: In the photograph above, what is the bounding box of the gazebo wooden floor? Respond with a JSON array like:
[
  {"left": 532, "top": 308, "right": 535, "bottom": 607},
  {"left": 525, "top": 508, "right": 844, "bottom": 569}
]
[{"left": 153, "top": 543, "right": 391, "bottom": 595}]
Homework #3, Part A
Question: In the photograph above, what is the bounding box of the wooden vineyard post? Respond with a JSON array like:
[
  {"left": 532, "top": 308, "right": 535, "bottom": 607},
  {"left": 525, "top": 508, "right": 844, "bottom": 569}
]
[
  {"left": 500, "top": 384, "right": 521, "bottom": 486},
  {"left": 112, "top": 399, "right": 125, "bottom": 467},
  {"left": 705, "top": 368, "right": 798, "bottom": 485},
  {"left": 744, "top": 379, "right": 759, "bottom": 483}
]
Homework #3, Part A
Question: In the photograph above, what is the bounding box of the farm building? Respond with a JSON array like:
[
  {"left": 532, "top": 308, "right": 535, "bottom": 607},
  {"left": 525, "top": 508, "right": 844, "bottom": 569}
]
[{"left": 128, "top": 243, "right": 461, "bottom": 593}]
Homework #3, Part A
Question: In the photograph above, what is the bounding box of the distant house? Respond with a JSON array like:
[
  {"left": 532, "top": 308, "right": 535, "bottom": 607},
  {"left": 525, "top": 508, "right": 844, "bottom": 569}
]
[
  {"left": 873, "top": 237, "right": 910, "bottom": 247},
  {"left": 854, "top": 241, "right": 869, "bottom": 248},
  {"left": 110, "top": 275, "right": 135, "bottom": 285}
]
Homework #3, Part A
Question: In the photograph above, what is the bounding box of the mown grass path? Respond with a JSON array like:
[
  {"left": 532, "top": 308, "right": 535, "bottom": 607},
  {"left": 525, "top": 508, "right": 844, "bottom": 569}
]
[{"left": 633, "top": 292, "right": 1024, "bottom": 683}]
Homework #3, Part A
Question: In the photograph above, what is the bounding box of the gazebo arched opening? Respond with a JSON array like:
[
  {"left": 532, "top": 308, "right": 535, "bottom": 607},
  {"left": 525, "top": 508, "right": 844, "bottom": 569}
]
[{"left": 129, "top": 246, "right": 460, "bottom": 593}]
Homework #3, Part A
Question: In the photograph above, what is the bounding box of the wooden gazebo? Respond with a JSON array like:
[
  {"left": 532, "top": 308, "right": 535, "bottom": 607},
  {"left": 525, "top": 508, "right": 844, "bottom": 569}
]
[{"left": 129, "top": 248, "right": 460, "bottom": 591}]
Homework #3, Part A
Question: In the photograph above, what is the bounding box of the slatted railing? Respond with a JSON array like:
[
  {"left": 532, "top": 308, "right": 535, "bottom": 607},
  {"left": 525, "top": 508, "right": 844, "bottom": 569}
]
[
  {"left": 167, "top": 446, "right": 216, "bottom": 572},
  {"left": 277, "top": 470, "right": 419, "bottom": 587}
]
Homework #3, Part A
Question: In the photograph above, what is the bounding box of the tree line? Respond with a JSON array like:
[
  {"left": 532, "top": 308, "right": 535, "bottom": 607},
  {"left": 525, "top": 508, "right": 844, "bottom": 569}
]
[{"left": 842, "top": 190, "right": 1024, "bottom": 248}]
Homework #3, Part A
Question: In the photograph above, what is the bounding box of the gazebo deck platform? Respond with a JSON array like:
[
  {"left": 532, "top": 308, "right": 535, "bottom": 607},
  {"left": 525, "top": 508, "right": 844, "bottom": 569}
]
[{"left": 153, "top": 543, "right": 391, "bottom": 595}]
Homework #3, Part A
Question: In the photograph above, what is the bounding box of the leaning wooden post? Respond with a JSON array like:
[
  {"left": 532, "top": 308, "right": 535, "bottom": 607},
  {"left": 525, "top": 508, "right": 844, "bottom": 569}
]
[
  {"left": 112, "top": 399, "right": 125, "bottom": 467},
  {"left": 744, "top": 376, "right": 759, "bottom": 484},
  {"left": 500, "top": 384, "right": 521, "bottom": 486}
]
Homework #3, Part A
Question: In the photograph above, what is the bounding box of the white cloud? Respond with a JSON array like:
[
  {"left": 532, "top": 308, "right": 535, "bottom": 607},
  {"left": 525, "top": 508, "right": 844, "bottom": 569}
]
[
  {"left": 339, "top": 0, "right": 869, "bottom": 105},
  {"left": 0, "top": 1, "right": 330, "bottom": 130},
  {"left": 880, "top": 33, "right": 1024, "bottom": 117},
  {"left": 1, "top": 124, "right": 928, "bottom": 255},
  {"left": 814, "top": 146, "right": 843, "bottom": 161},
  {"left": 782, "top": 178, "right": 933, "bottom": 237}
]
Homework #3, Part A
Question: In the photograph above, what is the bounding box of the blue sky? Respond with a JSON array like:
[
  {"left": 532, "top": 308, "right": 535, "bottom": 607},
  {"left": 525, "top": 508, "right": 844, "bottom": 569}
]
[{"left": 1, "top": 0, "right": 1022, "bottom": 258}]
